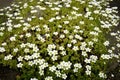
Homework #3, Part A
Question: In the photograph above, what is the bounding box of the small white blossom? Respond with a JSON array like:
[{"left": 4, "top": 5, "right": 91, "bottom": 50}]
[
  {"left": 73, "top": 46, "right": 79, "bottom": 51},
  {"left": 85, "top": 70, "right": 91, "bottom": 75},
  {"left": 17, "top": 56, "right": 23, "bottom": 62},
  {"left": 10, "top": 36, "right": 16, "bottom": 41},
  {"left": 45, "top": 76, "right": 53, "bottom": 80},
  {"left": 84, "top": 58, "right": 91, "bottom": 63},
  {"left": 61, "top": 74, "right": 67, "bottom": 79},
  {"left": 26, "top": 33, "right": 31, "bottom": 37},
  {"left": 60, "top": 34, "right": 65, "bottom": 39},
  {"left": 49, "top": 66, "right": 56, "bottom": 72},
  {"left": 24, "top": 48, "right": 30, "bottom": 53},
  {"left": 90, "top": 55, "right": 98, "bottom": 63},
  {"left": 103, "top": 41, "right": 109, "bottom": 46},
  {"left": 4, "top": 54, "right": 13, "bottom": 60},
  {"left": 55, "top": 70, "right": 61, "bottom": 77},
  {"left": 13, "top": 48, "right": 18, "bottom": 52},
  {"left": 0, "top": 47, "right": 5, "bottom": 52},
  {"left": 99, "top": 72, "right": 107, "bottom": 78},
  {"left": 17, "top": 62, "right": 23, "bottom": 68},
  {"left": 74, "top": 63, "right": 82, "bottom": 69},
  {"left": 59, "top": 46, "right": 64, "bottom": 50},
  {"left": 1, "top": 42, "right": 7, "bottom": 46},
  {"left": 67, "top": 44, "right": 72, "bottom": 48},
  {"left": 57, "top": 61, "right": 72, "bottom": 70},
  {"left": 101, "top": 54, "right": 111, "bottom": 59},
  {"left": 30, "top": 78, "right": 38, "bottom": 80},
  {"left": 71, "top": 39, "right": 77, "bottom": 44}
]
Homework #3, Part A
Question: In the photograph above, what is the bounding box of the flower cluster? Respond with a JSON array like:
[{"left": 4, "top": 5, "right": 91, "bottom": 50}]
[{"left": 0, "top": 0, "right": 119, "bottom": 80}]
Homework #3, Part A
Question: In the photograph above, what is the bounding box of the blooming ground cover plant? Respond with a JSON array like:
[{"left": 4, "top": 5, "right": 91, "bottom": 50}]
[{"left": 0, "top": 0, "right": 119, "bottom": 80}]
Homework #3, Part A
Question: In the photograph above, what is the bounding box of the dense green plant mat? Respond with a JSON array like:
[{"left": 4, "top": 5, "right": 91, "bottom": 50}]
[{"left": 0, "top": 0, "right": 119, "bottom": 80}]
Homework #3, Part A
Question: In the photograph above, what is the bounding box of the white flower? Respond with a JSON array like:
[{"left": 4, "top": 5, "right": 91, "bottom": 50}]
[
  {"left": 99, "top": 72, "right": 107, "bottom": 78},
  {"left": 116, "top": 43, "right": 120, "bottom": 47},
  {"left": 0, "top": 47, "right": 5, "bottom": 52},
  {"left": 71, "top": 39, "right": 77, "bottom": 44},
  {"left": 75, "top": 34, "right": 83, "bottom": 40},
  {"left": 49, "top": 18, "right": 55, "bottom": 22},
  {"left": 64, "top": 21, "right": 69, "bottom": 24},
  {"left": 53, "top": 32, "right": 58, "bottom": 35},
  {"left": 17, "top": 56, "right": 23, "bottom": 62},
  {"left": 13, "top": 48, "right": 18, "bottom": 52},
  {"left": 60, "top": 51, "right": 66, "bottom": 56},
  {"left": 32, "top": 53, "right": 40, "bottom": 59},
  {"left": 94, "top": 27, "right": 101, "bottom": 32},
  {"left": 103, "top": 41, "right": 109, "bottom": 46},
  {"left": 17, "top": 62, "right": 23, "bottom": 68},
  {"left": 73, "top": 68, "right": 78, "bottom": 72},
  {"left": 108, "top": 49, "right": 113, "bottom": 53},
  {"left": 88, "top": 41, "right": 93, "bottom": 46},
  {"left": 30, "top": 78, "right": 38, "bottom": 80},
  {"left": 59, "top": 46, "right": 64, "bottom": 50},
  {"left": 72, "top": 6, "right": 79, "bottom": 10},
  {"left": 24, "top": 55, "right": 31, "bottom": 60},
  {"left": 52, "top": 55, "right": 58, "bottom": 61},
  {"left": 20, "top": 43, "right": 26, "bottom": 48},
  {"left": 74, "top": 26, "right": 80, "bottom": 29},
  {"left": 28, "top": 61, "right": 34, "bottom": 66},
  {"left": 58, "top": 25, "right": 62, "bottom": 28},
  {"left": 90, "top": 55, "right": 98, "bottom": 63},
  {"left": 23, "top": 27, "right": 28, "bottom": 31},
  {"left": 101, "top": 54, "right": 111, "bottom": 59},
  {"left": 23, "top": 3, "right": 28, "bottom": 8},
  {"left": 56, "top": 16, "right": 61, "bottom": 20},
  {"left": 74, "top": 63, "right": 82, "bottom": 68},
  {"left": 81, "top": 51, "right": 87, "bottom": 57},
  {"left": 49, "top": 66, "right": 56, "bottom": 72},
  {"left": 73, "top": 46, "right": 79, "bottom": 51},
  {"left": 24, "top": 48, "right": 30, "bottom": 53},
  {"left": 19, "top": 35, "right": 24, "bottom": 38},
  {"left": 39, "top": 63, "right": 48, "bottom": 70},
  {"left": 31, "top": 10, "right": 38, "bottom": 13},
  {"left": 63, "top": 30, "right": 69, "bottom": 34},
  {"left": 45, "top": 34, "right": 50, "bottom": 37},
  {"left": 33, "top": 46, "right": 39, "bottom": 52},
  {"left": 79, "top": 21, "right": 84, "bottom": 24},
  {"left": 39, "top": 17, "right": 43, "bottom": 20},
  {"left": 10, "top": 36, "right": 16, "bottom": 41},
  {"left": 0, "top": 32, "right": 4, "bottom": 36},
  {"left": 47, "top": 44, "right": 56, "bottom": 51},
  {"left": 93, "top": 38, "right": 98, "bottom": 42},
  {"left": 14, "top": 24, "right": 21, "bottom": 28},
  {"left": 67, "top": 44, "right": 72, "bottom": 48},
  {"left": 57, "top": 61, "right": 72, "bottom": 70},
  {"left": 94, "top": 10, "right": 99, "bottom": 14},
  {"left": 39, "top": 69, "right": 44, "bottom": 76},
  {"left": 85, "top": 70, "right": 91, "bottom": 75},
  {"left": 55, "top": 70, "right": 61, "bottom": 77},
  {"left": 26, "top": 33, "right": 31, "bottom": 37},
  {"left": 86, "top": 65, "right": 91, "bottom": 70},
  {"left": 45, "top": 76, "right": 53, "bottom": 80},
  {"left": 85, "top": 48, "right": 91, "bottom": 52},
  {"left": 69, "top": 35, "right": 73, "bottom": 39},
  {"left": 4, "top": 54, "right": 13, "bottom": 60},
  {"left": 60, "top": 34, "right": 65, "bottom": 38},
  {"left": 84, "top": 58, "right": 91, "bottom": 63},
  {"left": 90, "top": 31, "right": 98, "bottom": 36},
  {"left": 1, "top": 42, "right": 7, "bottom": 46},
  {"left": 61, "top": 74, "right": 67, "bottom": 79}
]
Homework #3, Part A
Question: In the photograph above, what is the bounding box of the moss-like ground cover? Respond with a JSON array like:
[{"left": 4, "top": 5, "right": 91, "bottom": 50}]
[{"left": 0, "top": 0, "right": 119, "bottom": 80}]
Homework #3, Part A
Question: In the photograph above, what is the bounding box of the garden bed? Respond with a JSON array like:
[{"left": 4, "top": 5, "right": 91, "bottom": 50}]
[{"left": 0, "top": 0, "right": 120, "bottom": 80}]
